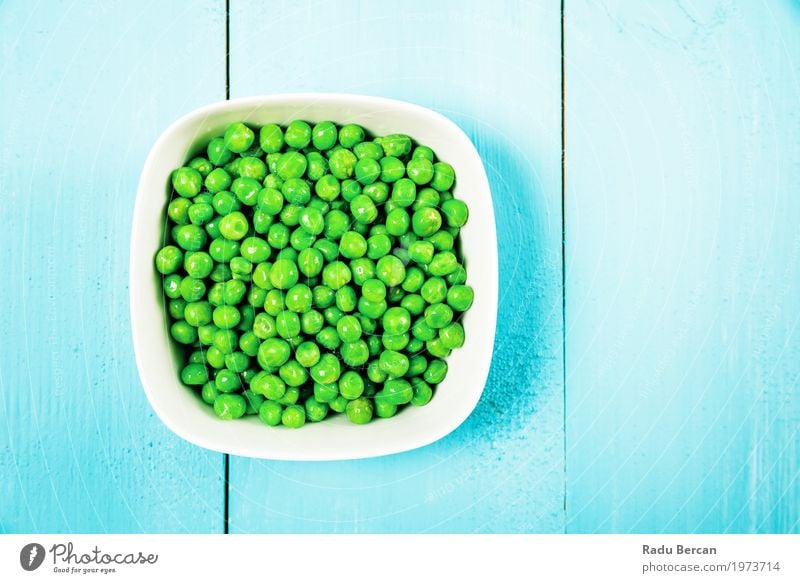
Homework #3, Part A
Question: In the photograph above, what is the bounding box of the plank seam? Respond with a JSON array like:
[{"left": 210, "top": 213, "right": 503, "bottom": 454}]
[{"left": 560, "top": 0, "right": 568, "bottom": 534}]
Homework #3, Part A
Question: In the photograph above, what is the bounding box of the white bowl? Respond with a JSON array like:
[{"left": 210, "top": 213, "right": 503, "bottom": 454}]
[{"left": 130, "top": 94, "right": 497, "bottom": 460}]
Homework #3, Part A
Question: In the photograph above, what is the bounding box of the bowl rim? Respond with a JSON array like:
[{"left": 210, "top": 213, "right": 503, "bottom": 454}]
[{"left": 130, "top": 93, "right": 498, "bottom": 460}]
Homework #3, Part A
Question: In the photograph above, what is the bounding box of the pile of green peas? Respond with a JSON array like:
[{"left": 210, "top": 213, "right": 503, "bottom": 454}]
[{"left": 155, "top": 120, "right": 473, "bottom": 428}]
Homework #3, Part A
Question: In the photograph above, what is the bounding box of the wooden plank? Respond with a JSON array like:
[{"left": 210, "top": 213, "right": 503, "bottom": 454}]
[
  {"left": 228, "top": 0, "right": 564, "bottom": 532},
  {"left": 0, "top": 0, "right": 227, "bottom": 533},
  {"left": 565, "top": 0, "right": 800, "bottom": 532}
]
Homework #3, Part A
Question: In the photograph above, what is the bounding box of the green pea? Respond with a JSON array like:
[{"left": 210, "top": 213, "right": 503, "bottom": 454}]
[
  {"left": 259, "top": 124, "right": 284, "bottom": 154},
  {"left": 400, "top": 294, "right": 425, "bottom": 317},
  {"left": 222, "top": 123, "right": 254, "bottom": 154},
  {"left": 340, "top": 340, "right": 370, "bottom": 367},
  {"left": 313, "top": 175, "right": 340, "bottom": 202},
  {"left": 412, "top": 207, "right": 442, "bottom": 237},
  {"left": 367, "top": 335, "right": 382, "bottom": 356},
  {"left": 211, "top": 191, "right": 239, "bottom": 215},
  {"left": 303, "top": 396, "right": 328, "bottom": 422},
  {"left": 171, "top": 315, "right": 199, "bottom": 345},
  {"left": 316, "top": 326, "right": 341, "bottom": 351},
  {"left": 162, "top": 274, "right": 182, "bottom": 299},
  {"left": 353, "top": 140, "right": 382, "bottom": 160},
  {"left": 209, "top": 263, "right": 231, "bottom": 283},
  {"left": 361, "top": 278, "right": 386, "bottom": 303},
  {"left": 414, "top": 187, "right": 440, "bottom": 211},
  {"left": 256, "top": 187, "right": 284, "bottom": 216},
  {"left": 275, "top": 310, "right": 302, "bottom": 339},
  {"left": 412, "top": 145, "right": 435, "bottom": 162},
  {"left": 313, "top": 285, "right": 336, "bottom": 308},
  {"left": 378, "top": 350, "right": 409, "bottom": 377},
  {"left": 400, "top": 267, "right": 424, "bottom": 293},
  {"left": 172, "top": 166, "right": 203, "bottom": 197},
  {"left": 279, "top": 359, "right": 308, "bottom": 387},
  {"left": 269, "top": 258, "right": 299, "bottom": 289},
  {"left": 156, "top": 245, "right": 183, "bottom": 274},
  {"left": 214, "top": 368, "right": 242, "bottom": 393},
  {"left": 251, "top": 372, "right": 285, "bottom": 400},
  {"left": 225, "top": 157, "right": 242, "bottom": 177},
  {"left": 327, "top": 394, "right": 346, "bottom": 413},
  {"left": 408, "top": 240, "right": 434, "bottom": 265},
  {"left": 183, "top": 301, "right": 212, "bottom": 326},
  {"left": 203, "top": 168, "right": 230, "bottom": 194},
  {"left": 381, "top": 378, "right": 413, "bottom": 405},
  {"left": 357, "top": 297, "right": 387, "bottom": 319},
  {"left": 310, "top": 353, "right": 342, "bottom": 385},
  {"left": 285, "top": 284, "right": 313, "bottom": 313},
  {"left": 323, "top": 209, "right": 350, "bottom": 239},
  {"left": 348, "top": 194, "right": 377, "bottom": 225},
  {"left": 423, "top": 359, "right": 448, "bottom": 384},
  {"left": 281, "top": 404, "right": 306, "bottom": 428},
  {"left": 406, "top": 157, "right": 434, "bottom": 185},
  {"left": 391, "top": 178, "right": 417, "bottom": 208},
  {"left": 300, "top": 310, "right": 324, "bottom": 336},
  {"left": 293, "top": 248, "right": 322, "bottom": 278},
  {"left": 426, "top": 337, "right": 451, "bottom": 358},
  {"left": 345, "top": 397, "right": 373, "bottom": 424},
  {"left": 378, "top": 156, "right": 405, "bottom": 183},
  {"left": 168, "top": 298, "right": 187, "bottom": 320},
  {"left": 337, "top": 371, "right": 364, "bottom": 400},
  {"left": 348, "top": 258, "right": 374, "bottom": 286},
  {"left": 322, "top": 261, "right": 352, "bottom": 290},
  {"left": 335, "top": 285, "right": 357, "bottom": 312},
  {"left": 439, "top": 322, "right": 466, "bottom": 349},
  {"left": 353, "top": 157, "right": 380, "bottom": 186},
  {"left": 217, "top": 211, "right": 248, "bottom": 241},
  {"left": 340, "top": 178, "right": 362, "bottom": 201},
  {"left": 290, "top": 340, "right": 318, "bottom": 368},
  {"left": 385, "top": 208, "right": 410, "bottom": 237},
  {"left": 276, "top": 151, "right": 308, "bottom": 180},
  {"left": 267, "top": 223, "right": 291, "bottom": 249},
  {"left": 224, "top": 351, "right": 250, "bottom": 373},
  {"left": 337, "top": 231, "right": 366, "bottom": 259},
  {"left": 250, "top": 314, "right": 276, "bottom": 340},
  {"left": 447, "top": 284, "right": 474, "bottom": 311},
  {"left": 230, "top": 257, "right": 253, "bottom": 279},
  {"left": 339, "top": 124, "right": 365, "bottom": 148},
  {"left": 376, "top": 255, "right": 406, "bottom": 287},
  {"left": 174, "top": 224, "right": 208, "bottom": 251},
  {"left": 430, "top": 162, "right": 456, "bottom": 192},
  {"left": 410, "top": 379, "right": 433, "bottom": 406},
  {"left": 419, "top": 277, "right": 445, "bottom": 304},
  {"left": 335, "top": 314, "right": 361, "bottom": 343},
  {"left": 207, "top": 137, "right": 233, "bottom": 166},
  {"left": 264, "top": 289, "right": 286, "bottom": 316},
  {"left": 294, "top": 207, "right": 322, "bottom": 237},
  {"left": 257, "top": 400, "right": 283, "bottom": 426},
  {"left": 181, "top": 363, "right": 208, "bottom": 386},
  {"left": 375, "top": 133, "right": 412, "bottom": 157},
  {"left": 366, "top": 361, "right": 387, "bottom": 384},
  {"left": 309, "top": 120, "right": 336, "bottom": 150},
  {"left": 257, "top": 337, "right": 292, "bottom": 370},
  {"left": 189, "top": 156, "right": 213, "bottom": 177},
  {"left": 200, "top": 381, "right": 220, "bottom": 404},
  {"left": 214, "top": 393, "right": 247, "bottom": 419},
  {"left": 284, "top": 120, "right": 312, "bottom": 148},
  {"left": 231, "top": 177, "right": 261, "bottom": 206},
  {"left": 441, "top": 198, "right": 469, "bottom": 227},
  {"left": 381, "top": 306, "right": 410, "bottom": 334},
  {"left": 167, "top": 197, "right": 191, "bottom": 224},
  {"left": 205, "top": 345, "right": 225, "bottom": 368},
  {"left": 179, "top": 277, "right": 206, "bottom": 302},
  {"left": 327, "top": 148, "right": 357, "bottom": 180},
  {"left": 314, "top": 382, "right": 339, "bottom": 404},
  {"left": 375, "top": 396, "right": 398, "bottom": 418}
]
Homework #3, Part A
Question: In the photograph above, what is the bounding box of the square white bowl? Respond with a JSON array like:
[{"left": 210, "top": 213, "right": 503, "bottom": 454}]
[{"left": 130, "top": 94, "right": 497, "bottom": 460}]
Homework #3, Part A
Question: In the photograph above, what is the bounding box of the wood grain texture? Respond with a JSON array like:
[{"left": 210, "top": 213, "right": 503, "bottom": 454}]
[
  {"left": 565, "top": 0, "right": 800, "bottom": 532},
  {"left": 227, "top": 0, "right": 565, "bottom": 533},
  {"left": 0, "top": 0, "right": 227, "bottom": 533}
]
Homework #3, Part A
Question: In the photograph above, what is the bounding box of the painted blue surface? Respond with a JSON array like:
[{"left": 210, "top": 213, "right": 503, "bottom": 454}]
[{"left": 0, "top": 0, "right": 797, "bottom": 534}]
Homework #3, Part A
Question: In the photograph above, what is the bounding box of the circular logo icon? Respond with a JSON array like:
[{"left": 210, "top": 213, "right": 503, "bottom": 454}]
[{"left": 20, "top": 543, "right": 46, "bottom": 571}]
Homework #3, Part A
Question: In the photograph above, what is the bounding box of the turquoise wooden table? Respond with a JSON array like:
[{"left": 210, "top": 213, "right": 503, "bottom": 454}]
[{"left": 1, "top": 0, "right": 797, "bottom": 534}]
